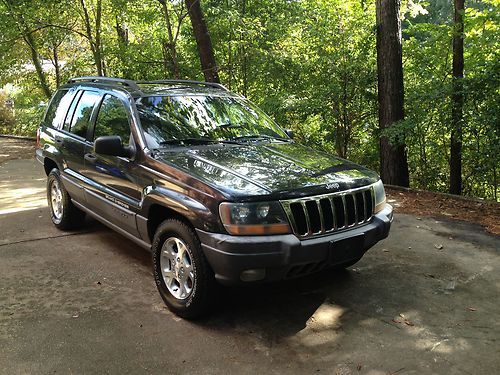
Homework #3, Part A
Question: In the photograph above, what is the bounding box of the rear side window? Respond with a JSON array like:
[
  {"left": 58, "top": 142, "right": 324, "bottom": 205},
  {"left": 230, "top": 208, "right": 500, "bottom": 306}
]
[
  {"left": 63, "top": 91, "right": 82, "bottom": 131},
  {"left": 69, "top": 91, "right": 101, "bottom": 138},
  {"left": 93, "top": 94, "right": 131, "bottom": 145},
  {"left": 44, "top": 90, "right": 76, "bottom": 128}
]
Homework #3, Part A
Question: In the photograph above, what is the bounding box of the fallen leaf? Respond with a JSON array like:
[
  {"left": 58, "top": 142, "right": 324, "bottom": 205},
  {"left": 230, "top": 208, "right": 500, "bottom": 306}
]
[
  {"left": 434, "top": 244, "right": 444, "bottom": 250},
  {"left": 404, "top": 320, "right": 415, "bottom": 326},
  {"left": 467, "top": 307, "right": 477, "bottom": 312}
]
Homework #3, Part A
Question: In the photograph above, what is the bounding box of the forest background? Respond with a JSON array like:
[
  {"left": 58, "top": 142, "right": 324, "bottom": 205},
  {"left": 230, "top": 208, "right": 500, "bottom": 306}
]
[{"left": 0, "top": 0, "right": 498, "bottom": 200}]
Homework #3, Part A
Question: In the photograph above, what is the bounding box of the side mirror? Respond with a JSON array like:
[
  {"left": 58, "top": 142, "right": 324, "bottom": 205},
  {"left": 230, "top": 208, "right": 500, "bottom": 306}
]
[
  {"left": 94, "top": 136, "right": 134, "bottom": 158},
  {"left": 284, "top": 129, "right": 294, "bottom": 139}
]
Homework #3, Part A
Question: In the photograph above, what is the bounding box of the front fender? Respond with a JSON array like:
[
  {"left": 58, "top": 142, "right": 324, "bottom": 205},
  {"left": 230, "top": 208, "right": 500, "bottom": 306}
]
[{"left": 140, "top": 186, "right": 222, "bottom": 232}]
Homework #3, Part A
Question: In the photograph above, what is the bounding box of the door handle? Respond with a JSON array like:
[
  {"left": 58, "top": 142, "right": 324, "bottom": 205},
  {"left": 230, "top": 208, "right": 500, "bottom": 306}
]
[
  {"left": 54, "top": 137, "right": 63, "bottom": 145},
  {"left": 84, "top": 153, "right": 97, "bottom": 163}
]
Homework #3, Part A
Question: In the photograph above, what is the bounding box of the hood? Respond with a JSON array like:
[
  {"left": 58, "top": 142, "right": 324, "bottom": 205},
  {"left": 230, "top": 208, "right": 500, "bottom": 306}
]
[{"left": 157, "top": 142, "right": 379, "bottom": 198}]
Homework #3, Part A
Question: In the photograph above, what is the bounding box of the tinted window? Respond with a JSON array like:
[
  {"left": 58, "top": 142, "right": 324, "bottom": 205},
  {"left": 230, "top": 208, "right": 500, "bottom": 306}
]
[
  {"left": 63, "top": 91, "right": 83, "bottom": 131},
  {"left": 136, "top": 95, "right": 287, "bottom": 148},
  {"left": 45, "top": 90, "right": 81, "bottom": 129},
  {"left": 93, "top": 95, "right": 130, "bottom": 146},
  {"left": 44, "top": 90, "right": 67, "bottom": 128},
  {"left": 69, "top": 91, "right": 101, "bottom": 138}
]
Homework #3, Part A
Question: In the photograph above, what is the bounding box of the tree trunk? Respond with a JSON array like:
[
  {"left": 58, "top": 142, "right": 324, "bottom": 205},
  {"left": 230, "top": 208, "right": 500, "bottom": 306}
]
[
  {"left": 185, "top": 0, "right": 220, "bottom": 82},
  {"left": 3, "top": 0, "right": 52, "bottom": 98},
  {"left": 80, "top": 0, "right": 105, "bottom": 76},
  {"left": 376, "top": 0, "right": 409, "bottom": 187},
  {"left": 450, "top": 0, "right": 464, "bottom": 195},
  {"left": 159, "top": 0, "right": 180, "bottom": 78},
  {"left": 115, "top": 18, "right": 130, "bottom": 77},
  {"left": 23, "top": 32, "right": 52, "bottom": 99},
  {"left": 95, "top": 0, "right": 106, "bottom": 76},
  {"left": 52, "top": 44, "right": 60, "bottom": 88},
  {"left": 240, "top": 0, "right": 248, "bottom": 95}
]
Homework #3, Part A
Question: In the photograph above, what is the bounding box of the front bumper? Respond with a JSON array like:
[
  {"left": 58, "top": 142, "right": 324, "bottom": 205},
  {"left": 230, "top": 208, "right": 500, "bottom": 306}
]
[{"left": 197, "top": 204, "right": 393, "bottom": 285}]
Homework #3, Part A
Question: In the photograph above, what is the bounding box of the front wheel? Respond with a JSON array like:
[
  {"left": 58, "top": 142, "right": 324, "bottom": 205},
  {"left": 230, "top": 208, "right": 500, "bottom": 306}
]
[{"left": 152, "top": 219, "right": 215, "bottom": 319}]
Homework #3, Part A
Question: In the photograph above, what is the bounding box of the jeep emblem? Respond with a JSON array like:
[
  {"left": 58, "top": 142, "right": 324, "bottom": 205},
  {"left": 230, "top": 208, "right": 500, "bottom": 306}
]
[{"left": 325, "top": 183, "right": 340, "bottom": 190}]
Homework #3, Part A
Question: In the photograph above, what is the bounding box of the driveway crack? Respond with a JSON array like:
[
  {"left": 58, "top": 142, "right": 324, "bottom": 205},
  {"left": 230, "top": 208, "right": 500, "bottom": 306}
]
[{"left": 0, "top": 232, "right": 92, "bottom": 247}]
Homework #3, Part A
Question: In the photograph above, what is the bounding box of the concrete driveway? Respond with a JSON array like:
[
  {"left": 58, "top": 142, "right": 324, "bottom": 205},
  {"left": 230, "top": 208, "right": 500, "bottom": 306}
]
[{"left": 0, "top": 157, "right": 498, "bottom": 374}]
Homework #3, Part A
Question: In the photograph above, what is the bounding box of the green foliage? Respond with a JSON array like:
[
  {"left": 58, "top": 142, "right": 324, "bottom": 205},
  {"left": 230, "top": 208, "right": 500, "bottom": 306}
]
[
  {"left": 0, "top": 0, "right": 497, "bottom": 200},
  {"left": 0, "top": 90, "right": 15, "bottom": 133}
]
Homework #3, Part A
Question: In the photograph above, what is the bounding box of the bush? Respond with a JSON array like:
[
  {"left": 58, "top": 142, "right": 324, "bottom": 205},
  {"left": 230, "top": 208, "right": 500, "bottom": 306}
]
[{"left": 0, "top": 90, "right": 15, "bottom": 134}]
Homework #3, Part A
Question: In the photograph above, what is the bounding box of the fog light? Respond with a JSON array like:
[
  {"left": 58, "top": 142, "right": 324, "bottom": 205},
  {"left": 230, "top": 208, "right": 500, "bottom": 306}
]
[{"left": 240, "top": 269, "right": 266, "bottom": 282}]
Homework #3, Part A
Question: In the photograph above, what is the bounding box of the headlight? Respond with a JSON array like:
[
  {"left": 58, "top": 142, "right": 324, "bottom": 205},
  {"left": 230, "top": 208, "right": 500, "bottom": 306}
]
[
  {"left": 219, "top": 201, "right": 291, "bottom": 235},
  {"left": 373, "top": 179, "right": 386, "bottom": 213}
]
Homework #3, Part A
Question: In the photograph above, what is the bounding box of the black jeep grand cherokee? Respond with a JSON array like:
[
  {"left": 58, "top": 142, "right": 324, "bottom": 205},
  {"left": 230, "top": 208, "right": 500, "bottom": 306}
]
[{"left": 36, "top": 77, "right": 393, "bottom": 318}]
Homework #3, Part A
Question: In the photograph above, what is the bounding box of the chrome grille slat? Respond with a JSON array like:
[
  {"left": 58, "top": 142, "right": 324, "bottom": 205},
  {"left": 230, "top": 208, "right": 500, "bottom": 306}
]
[
  {"left": 341, "top": 195, "right": 348, "bottom": 227},
  {"left": 300, "top": 201, "right": 312, "bottom": 236},
  {"left": 281, "top": 186, "right": 375, "bottom": 239},
  {"left": 316, "top": 200, "right": 325, "bottom": 233},
  {"left": 328, "top": 197, "right": 337, "bottom": 230},
  {"left": 353, "top": 194, "right": 358, "bottom": 224},
  {"left": 363, "top": 192, "right": 367, "bottom": 222}
]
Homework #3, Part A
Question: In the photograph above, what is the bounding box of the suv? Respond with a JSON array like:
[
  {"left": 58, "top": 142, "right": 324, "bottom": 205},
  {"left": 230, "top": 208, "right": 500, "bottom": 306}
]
[{"left": 36, "top": 77, "right": 393, "bottom": 318}]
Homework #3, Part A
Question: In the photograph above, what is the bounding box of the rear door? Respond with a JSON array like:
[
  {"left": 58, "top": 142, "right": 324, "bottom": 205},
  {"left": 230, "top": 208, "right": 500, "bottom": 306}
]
[
  {"left": 56, "top": 90, "right": 102, "bottom": 202},
  {"left": 82, "top": 93, "right": 142, "bottom": 236}
]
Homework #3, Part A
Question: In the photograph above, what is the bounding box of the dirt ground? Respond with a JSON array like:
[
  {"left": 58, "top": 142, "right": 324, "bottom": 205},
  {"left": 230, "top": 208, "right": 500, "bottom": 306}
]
[
  {"left": 386, "top": 188, "right": 500, "bottom": 236},
  {"left": 0, "top": 142, "right": 499, "bottom": 374},
  {"left": 0, "top": 137, "right": 36, "bottom": 164}
]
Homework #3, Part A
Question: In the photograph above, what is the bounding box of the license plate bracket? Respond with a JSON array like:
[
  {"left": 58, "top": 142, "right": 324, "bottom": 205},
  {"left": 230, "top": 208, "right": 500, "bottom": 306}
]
[{"left": 329, "top": 234, "right": 365, "bottom": 265}]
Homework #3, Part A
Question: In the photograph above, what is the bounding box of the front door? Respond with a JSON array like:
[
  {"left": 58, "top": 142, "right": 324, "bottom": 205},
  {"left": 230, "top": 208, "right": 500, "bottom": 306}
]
[{"left": 82, "top": 93, "right": 141, "bottom": 236}]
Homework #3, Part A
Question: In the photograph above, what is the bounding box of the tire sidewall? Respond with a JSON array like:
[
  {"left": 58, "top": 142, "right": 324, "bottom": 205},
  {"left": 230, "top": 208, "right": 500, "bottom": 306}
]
[
  {"left": 152, "top": 220, "right": 203, "bottom": 313},
  {"left": 47, "top": 170, "right": 65, "bottom": 226}
]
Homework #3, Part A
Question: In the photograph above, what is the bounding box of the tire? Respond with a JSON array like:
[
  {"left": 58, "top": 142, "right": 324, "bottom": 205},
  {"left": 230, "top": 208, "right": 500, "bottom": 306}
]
[
  {"left": 47, "top": 169, "right": 85, "bottom": 230},
  {"left": 152, "top": 218, "right": 215, "bottom": 319}
]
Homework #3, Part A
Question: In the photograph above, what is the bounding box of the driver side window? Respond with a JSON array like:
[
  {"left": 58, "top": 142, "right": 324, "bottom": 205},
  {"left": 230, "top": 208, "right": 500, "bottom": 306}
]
[{"left": 93, "top": 94, "right": 131, "bottom": 146}]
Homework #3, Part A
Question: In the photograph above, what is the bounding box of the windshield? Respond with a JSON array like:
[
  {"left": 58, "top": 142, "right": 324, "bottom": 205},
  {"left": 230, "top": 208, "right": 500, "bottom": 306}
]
[{"left": 136, "top": 95, "right": 289, "bottom": 148}]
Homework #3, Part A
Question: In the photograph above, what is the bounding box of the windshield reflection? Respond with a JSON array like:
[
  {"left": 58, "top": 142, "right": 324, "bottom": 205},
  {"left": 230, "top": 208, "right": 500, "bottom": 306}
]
[{"left": 136, "top": 95, "right": 288, "bottom": 148}]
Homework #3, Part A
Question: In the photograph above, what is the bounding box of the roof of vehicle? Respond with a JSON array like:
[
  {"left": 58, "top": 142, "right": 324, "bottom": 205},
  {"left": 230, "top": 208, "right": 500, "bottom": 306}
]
[{"left": 63, "top": 77, "right": 234, "bottom": 98}]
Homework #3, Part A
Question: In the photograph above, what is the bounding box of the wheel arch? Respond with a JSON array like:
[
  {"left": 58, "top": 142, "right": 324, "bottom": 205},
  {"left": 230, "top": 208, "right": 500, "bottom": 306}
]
[
  {"left": 43, "top": 157, "right": 59, "bottom": 175},
  {"left": 141, "top": 186, "right": 221, "bottom": 243},
  {"left": 146, "top": 204, "right": 193, "bottom": 243}
]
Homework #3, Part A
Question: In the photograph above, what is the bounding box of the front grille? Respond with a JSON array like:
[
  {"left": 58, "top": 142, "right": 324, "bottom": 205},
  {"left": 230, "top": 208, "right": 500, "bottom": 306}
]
[{"left": 281, "top": 186, "right": 374, "bottom": 238}]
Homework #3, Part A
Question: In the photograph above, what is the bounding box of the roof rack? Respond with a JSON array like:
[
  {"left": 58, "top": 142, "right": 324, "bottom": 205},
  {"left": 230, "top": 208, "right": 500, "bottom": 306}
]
[
  {"left": 138, "top": 79, "right": 229, "bottom": 91},
  {"left": 67, "top": 77, "right": 141, "bottom": 91},
  {"left": 67, "top": 77, "right": 229, "bottom": 93}
]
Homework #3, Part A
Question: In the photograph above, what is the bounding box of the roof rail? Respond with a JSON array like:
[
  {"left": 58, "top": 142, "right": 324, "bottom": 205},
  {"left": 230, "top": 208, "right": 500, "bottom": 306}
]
[
  {"left": 67, "top": 76, "right": 141, "bottom": 91},
  {"left": 138, "top": 79, "right": 229, "bottom": 91}
]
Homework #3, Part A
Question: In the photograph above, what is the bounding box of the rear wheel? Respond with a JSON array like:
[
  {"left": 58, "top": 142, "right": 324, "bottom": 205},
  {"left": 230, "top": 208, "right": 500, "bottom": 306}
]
[
  {"left": 47, "top": 169, "right": 85, "bottom": 230},
  {"left": 152, "top": 219, "right": 215, "bottom": 319}
]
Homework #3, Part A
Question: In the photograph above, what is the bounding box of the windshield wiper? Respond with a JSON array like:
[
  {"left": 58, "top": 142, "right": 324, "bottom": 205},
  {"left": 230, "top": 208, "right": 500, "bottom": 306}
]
[
  {"left": 159, "top": 137, "right": 240, "bottom": 146},
  {"left": 230, "top": 134, "right": 292, "bottom": 143},
  {"left": 159, "top": 138, "right": 218, "bottom": 146},
  {"left": 217, "top": 122, "right": 244, "bottom": 129}
]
